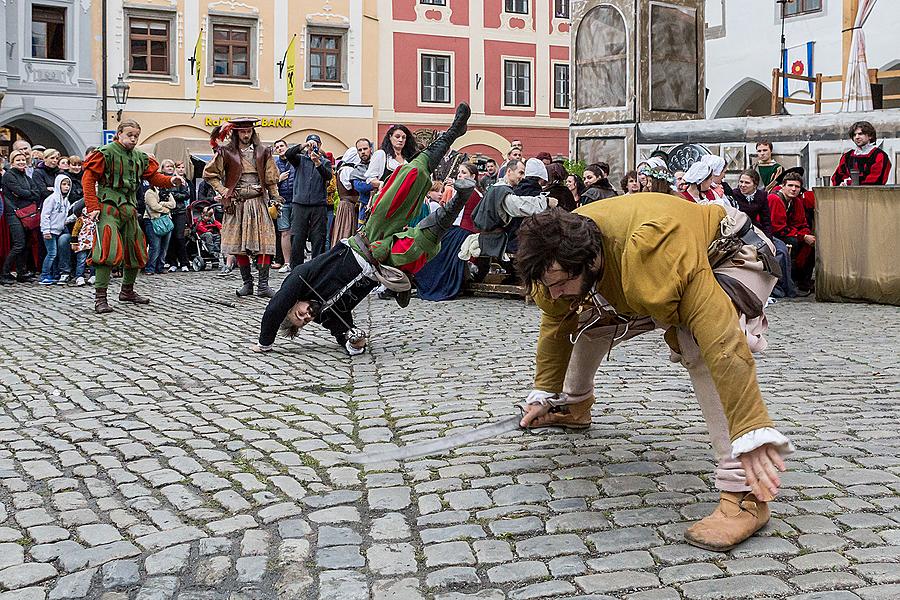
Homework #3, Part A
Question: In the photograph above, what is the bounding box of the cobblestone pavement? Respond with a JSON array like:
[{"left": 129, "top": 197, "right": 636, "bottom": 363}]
[{"left": 1, "top": 271, "right": 899, "bottom": 600}]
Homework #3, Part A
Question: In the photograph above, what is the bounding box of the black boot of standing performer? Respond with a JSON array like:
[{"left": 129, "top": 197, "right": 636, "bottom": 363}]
[
  {"left": 236, "top": 263, "right": 254, "bottom": 296},
  {"left": 256, "top": 264, "right": 276, "bottom": 298}
]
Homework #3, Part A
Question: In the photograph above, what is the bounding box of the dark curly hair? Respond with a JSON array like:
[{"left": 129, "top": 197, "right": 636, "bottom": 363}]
[
  {"left": 849, "top": 120, "right": 877, "bottom": 144},
  {"left": 516, "top": 208, "right": 604, "bottom": 294},
  {"left": 380, "top": 124, "right": 417, "bottom": 162}
]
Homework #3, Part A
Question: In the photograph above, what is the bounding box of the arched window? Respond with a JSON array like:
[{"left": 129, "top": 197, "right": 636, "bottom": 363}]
[
  {"left": 713, "top": 79, "right": 773, "bottom": 119},
  {"left": 576, "top": 5, "right": 627, "bottom": 109}
]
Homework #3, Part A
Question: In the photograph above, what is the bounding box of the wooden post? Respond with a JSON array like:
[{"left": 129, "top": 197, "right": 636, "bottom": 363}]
[
  {"left": 842, "top": 0, "right": 860, "bottom": 96},
  {"left": 814, "top": 73, "right": 823, "bottom": 113},
  {"left": 771, "top": 68, "right": 780, "bottom": 115}
]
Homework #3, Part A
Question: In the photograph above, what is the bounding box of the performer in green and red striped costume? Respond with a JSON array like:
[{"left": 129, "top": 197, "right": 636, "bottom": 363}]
[{"left": 349, "top": 103, "right": 471, "bottom": 274}]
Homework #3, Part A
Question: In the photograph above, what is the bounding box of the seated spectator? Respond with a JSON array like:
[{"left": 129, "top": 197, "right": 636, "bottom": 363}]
[
  {"left": 753, "top": 141, "right": 783, "bottom": 191},
  {"left": 831, "top": 120, "right": 891, "bottom": 186},
  {"left": 39, "top": 174, "right": 72, "bottom": 285},
  {"left": 730, "top": 169, "right": 773, "bottom": 237},
  {"left": 701, "top": 155, "right": 732, "bottom": 200},
  {"left": 681, "top": 162, "right": 729, "bottom": 208},
  {"left": 415, "top": 162, "right": 484, "bottom": 301},
  {"left": 638, "top": 158, "right": 679, "bottom": 195},
  {"left": 768, "top": 171, "right": 814, "bottom": 292},
  {"left": 620, "top": 170, "right": 642, "bottom": 195},
  {"left": 565, "top": 173, "right": 585, "bottom": 207},
  {"left": 580, "top": 162, "right": 617, "bottom": 204},
  {"left": 196, "top": 206, "right": 222, "bottom": 257},
  {"left": 544, "top": 162, "right": 576, "bottom": 211},
  {"left": 69, "top": 207, "right": 96, "bottom": 286},
  {"left": 732, "top": 169, "right": 793, "bottom": 298},
  {"left": 143, "top": 185, "right": 176, "bottom": 275},
  {"left": 426, "top": 180, "right": 444, "bottom": 214}
]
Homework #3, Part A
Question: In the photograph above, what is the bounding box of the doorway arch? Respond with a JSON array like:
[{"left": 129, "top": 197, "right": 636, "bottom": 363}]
[{"left": 712, "top": 78, "right": 772, "bottom": 118}]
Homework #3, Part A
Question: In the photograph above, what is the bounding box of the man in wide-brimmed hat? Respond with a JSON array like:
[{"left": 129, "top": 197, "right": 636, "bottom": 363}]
[{"left": 203, "top": 117, "right": 283, "bottom": 298}]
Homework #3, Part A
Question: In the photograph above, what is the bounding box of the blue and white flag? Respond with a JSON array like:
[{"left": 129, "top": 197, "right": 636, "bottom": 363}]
[{"left": 783, "top": 42, "right": 814, "bottom": 97}]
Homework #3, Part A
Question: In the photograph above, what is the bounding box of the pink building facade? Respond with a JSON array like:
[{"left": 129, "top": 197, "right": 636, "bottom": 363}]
[{"left": 378, "top": 0, "right": 571, "bottom": 163}]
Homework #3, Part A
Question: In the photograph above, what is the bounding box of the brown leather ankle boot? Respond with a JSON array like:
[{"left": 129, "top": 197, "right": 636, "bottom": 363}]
[
  {"left": 684, "top": 491, "right": 770, "bottom": 551},
  {"left": 94, "top": 288, "right": 114, "bottom": 314},
  {"left": 522, "top": 396, "right": 594, "bottom": 430},
  {"left": 119, "top": 284, "right": 150, "bottom": 304}
]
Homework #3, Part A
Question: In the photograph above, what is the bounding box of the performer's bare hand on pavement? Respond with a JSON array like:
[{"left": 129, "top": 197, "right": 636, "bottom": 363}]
[
  {"left": 739, "top": 443, "right": 785, "bottom": 502},
  {"left": 519, "top": 402, "right": 552, "bottom": 428}
]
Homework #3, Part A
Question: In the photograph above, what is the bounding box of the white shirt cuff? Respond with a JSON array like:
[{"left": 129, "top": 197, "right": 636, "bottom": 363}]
[
  {"left": 345, "top": 341, "right": 365, "bottom": 356},
  {"left": 731, "top": 427, "right": 795, "bottom": 459},
  {"left": 524, "top": 390, "right": 574, "bottom": 406}
]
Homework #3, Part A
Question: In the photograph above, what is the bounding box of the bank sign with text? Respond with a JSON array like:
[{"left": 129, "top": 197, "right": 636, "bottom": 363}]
[{"left": 203, "top": 117, "right": 294, "bottom": 128}]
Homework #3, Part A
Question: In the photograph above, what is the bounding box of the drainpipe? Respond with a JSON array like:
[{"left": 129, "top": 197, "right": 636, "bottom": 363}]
[{"left": 101, "top": 0, "right": 108, "bottom": 131}]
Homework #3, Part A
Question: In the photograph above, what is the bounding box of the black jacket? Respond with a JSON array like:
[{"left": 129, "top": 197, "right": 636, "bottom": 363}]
[
  {"left": 581, "top": 180, "right": 617, "bottom": 205},
  {"left": 33, "top": 166, "right": 61, "bottom": 201},
  {"left": 1, "top": 169, "right": 44, "bottom": 216},
  {"left": 285, "top": 144, "right": 333, "bottom": 206},
  {"left": 162, "top": 183, "right": 192, "bottom": 214},
  {"left": 67, "top": 170, "right": 84, "bottom": 205},
  {"left": 544, "top": 182, "right": 577, "bottom": 211},
  {"left": 513, "top": 177, "right": 543, "bottom": 197},
  {"left": 728, "top": 188, "right": 773, "bottom": 238}
]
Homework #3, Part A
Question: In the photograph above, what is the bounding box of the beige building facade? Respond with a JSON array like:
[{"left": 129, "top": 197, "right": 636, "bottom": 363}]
[{"left": 108, "top": 0, "right": 379, "bottom": 159}]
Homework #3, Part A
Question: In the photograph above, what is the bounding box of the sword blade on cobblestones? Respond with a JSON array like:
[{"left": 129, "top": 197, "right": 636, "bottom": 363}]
[{"left": 346, "top": 415, "right": 522, "bottom": 464}]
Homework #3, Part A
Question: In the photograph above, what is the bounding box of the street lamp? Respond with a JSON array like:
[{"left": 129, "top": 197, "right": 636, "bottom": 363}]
[{"left": 112, "top": 74, "right": 130, "bottom": 121}]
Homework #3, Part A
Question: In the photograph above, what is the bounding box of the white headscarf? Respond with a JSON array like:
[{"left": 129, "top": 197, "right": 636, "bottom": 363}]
[
  {"left": 646, "top": 156, "right": 668, "bottom": 170},
  {"left": 701, "top": 154, "right": 726, "bottom": 176},
  {"left": 684, "top": 161, "right": 713, "bottom": 184},
  {"left": 524, "top": 157, "right": 549, "bottom": 181}
]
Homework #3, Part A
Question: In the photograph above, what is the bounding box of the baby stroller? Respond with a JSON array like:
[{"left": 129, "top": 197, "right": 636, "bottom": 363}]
[{"left": 185, "top": 199, "right": 223, "bottom": 272}]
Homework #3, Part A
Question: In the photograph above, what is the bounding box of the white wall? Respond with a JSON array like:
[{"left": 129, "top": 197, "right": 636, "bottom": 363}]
[{"left": 705, "top": 0, "right": 900, "bottom": 117}]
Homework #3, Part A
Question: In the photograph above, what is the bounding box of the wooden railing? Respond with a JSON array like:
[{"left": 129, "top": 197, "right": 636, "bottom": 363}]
[{"left": 770, "top": 67, "right": 900, "bottom": 114}]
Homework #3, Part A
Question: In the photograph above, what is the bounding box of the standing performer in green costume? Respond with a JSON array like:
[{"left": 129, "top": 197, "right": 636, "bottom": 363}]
[
  {"left": 82, "top": 120, "right": 185, "bottom": 313},
  {"left": 254, "top": 103, "right": 474, "bottom": 354}
]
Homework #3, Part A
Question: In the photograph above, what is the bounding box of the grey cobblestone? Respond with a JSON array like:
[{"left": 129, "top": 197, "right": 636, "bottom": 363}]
[{"left": 1, "top": 277, "right": 897, "bottom": 599}]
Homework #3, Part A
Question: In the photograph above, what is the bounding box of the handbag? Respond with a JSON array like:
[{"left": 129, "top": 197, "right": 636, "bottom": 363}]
[
  {"left": 151, "top": 214, "right": 174, "bottom": 236},
  {"left": 14, "top": 203, "right": 41, "bottom": 230}
]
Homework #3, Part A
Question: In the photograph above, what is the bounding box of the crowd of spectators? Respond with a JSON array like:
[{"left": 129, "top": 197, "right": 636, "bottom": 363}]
[{"left": 0, "top": 119, "right": 888, "bottom": 300}]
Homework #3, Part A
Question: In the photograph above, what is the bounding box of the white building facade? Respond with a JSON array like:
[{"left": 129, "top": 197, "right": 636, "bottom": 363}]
[{"left": 0, "top": 0, "right": 103, "bottom": 157}]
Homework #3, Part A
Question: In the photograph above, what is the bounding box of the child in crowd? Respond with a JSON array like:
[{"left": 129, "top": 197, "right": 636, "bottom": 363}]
[
  {"left": 69, "top": 207, "right": 96, "bottom": 286},
  {"left": 39, "top": 174, "right": 72, "bottom": 285},
  {"left": 196, "top": 206, "right": 222, "bottom": 257}
]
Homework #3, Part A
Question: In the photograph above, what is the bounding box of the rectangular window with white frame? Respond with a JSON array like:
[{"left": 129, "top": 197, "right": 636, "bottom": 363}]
[
  {"left": 306, "top": 27, "right": 348, "bottom": 88},
  {"left": 505, "top": 0, "right": 528, "bottom": 15},
  {"left": 208, "top": 16, "right": 258, "bottom": 84},
  {"left": 781, "top": 0, "right": 821, "bottom": 17},
  {"left": 504, "top": 59, "right": 532, "bottom": 107},
  {"left": 553, "top": 63, "right": 569, "bottom": 110},
  {"left": 554, "top": 0, "right": 570, "bottom": 19},
  {"left": 420, "top": 52, "right": 452, "bottom": 104},
  {"left": 32, "top": 4, "right": 66, "bottom": 60},
  {"left": 125, "top": 9, "right": 177, "bottom": 79}
]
